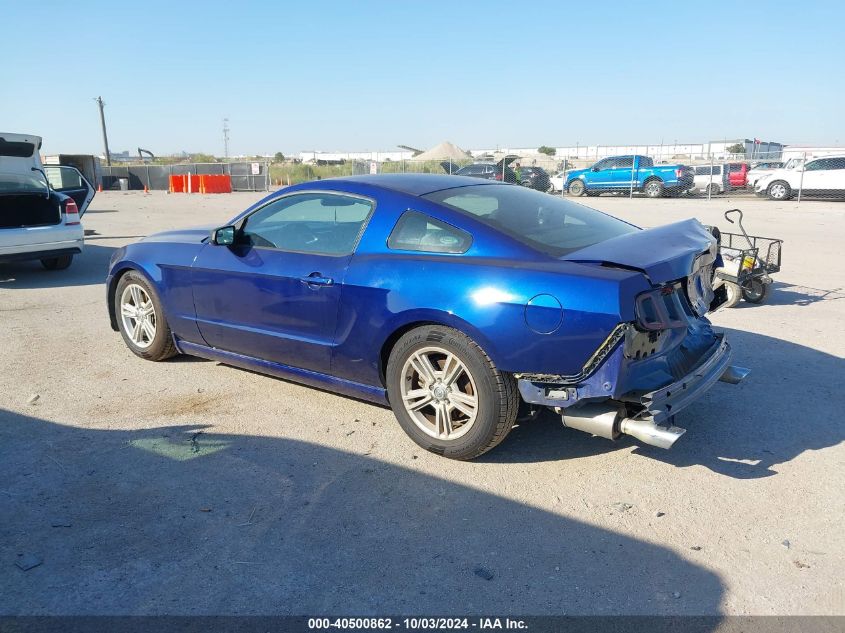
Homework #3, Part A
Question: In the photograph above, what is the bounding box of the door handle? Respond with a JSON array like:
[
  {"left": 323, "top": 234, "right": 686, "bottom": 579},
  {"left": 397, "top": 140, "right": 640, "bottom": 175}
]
[{"left": 300, "top": 273, "right": 334, "bottom": 287}]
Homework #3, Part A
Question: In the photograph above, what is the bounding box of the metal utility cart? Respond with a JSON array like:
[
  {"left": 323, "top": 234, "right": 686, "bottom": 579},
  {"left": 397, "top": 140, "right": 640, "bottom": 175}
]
[{"left": 715, "top": 209, "right": 783, "bottom": 306}]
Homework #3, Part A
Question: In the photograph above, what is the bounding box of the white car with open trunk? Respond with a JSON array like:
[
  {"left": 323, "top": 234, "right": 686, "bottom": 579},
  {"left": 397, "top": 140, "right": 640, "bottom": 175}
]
[{"left": 0, "top": 133, "right": 94, "bottom": 269}]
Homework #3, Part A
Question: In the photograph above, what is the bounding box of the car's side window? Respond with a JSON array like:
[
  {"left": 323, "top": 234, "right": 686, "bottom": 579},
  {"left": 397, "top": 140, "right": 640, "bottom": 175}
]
[
  {"left": 615, "top": 156, "right": 634, "bottom": 169},
  {"left": 241, "top": 192, "right": 373, "bottom": 255},
  {"left": 387, "top": 211, "right": 472, "bottom": 254},
  {"left": 804, "top": 160, "right": 826, "bottom": 171}
]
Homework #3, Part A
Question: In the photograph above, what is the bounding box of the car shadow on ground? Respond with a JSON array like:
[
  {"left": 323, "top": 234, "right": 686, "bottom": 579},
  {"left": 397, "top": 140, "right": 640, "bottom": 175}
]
[
  {"left": 732, "top": 281, "right": 845, "bottom": 308},
  {"left": 0, "top": 409, "right": 723, "bottom": 617},
  {"left": 482, "top": 328, "right": 844, "bottom": 479},
  {"left": 0, "top": 244, "right": 116, "bottom": 290}
]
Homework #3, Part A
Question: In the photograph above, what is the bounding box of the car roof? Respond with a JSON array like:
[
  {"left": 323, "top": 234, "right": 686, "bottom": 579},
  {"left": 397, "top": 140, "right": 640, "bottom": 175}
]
[{"left": 325, "top": 173, "right": 500, "bottom": 196}]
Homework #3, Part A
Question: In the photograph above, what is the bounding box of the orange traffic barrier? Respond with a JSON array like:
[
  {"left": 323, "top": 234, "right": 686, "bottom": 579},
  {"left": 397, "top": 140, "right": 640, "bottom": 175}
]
[
  {"left": 170, "top": 174, "right": 232, "bottom": 194},
  {"left": 168, "top": 174, "right": 186, "bottom": 193},
  {"left": 199, "top": 174, "right": 232, "bottom": 194}
]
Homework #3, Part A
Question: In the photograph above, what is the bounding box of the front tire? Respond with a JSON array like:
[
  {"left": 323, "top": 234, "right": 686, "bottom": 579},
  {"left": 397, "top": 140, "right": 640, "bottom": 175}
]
[
  {"left": 644, "top": 179, "right": 665, "bottom": 198},
  {"left": 767, "top": 180, "right": 792, "bottom": 200},
  {"left": 567, "top": 180, "right": 586, "bottom": 196},
  {"left": 724, "top": 282, "right": 742, "bottom": 308},
  {"left": 114, "top": 271, "right": 178, "bottom": 361},
  {"left": 41, "top": 255, "right": 73, "bottom": 270},
  {"left": 386, "top": 325, "right": 518, "bottom": 460}
]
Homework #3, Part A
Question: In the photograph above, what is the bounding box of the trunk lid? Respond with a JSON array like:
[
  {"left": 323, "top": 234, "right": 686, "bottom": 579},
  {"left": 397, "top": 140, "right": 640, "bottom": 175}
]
[
  {"left": 0, "top": 133, "right": 43, "bottom": 175},
  {"left": 561, "top": 218, "right": 716, "bottom": 284}
]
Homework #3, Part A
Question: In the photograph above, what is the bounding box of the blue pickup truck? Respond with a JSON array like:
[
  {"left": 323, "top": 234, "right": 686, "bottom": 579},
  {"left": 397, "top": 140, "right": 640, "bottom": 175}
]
[{"left": 565, "top": 155, "right": 694, "bottom": 198}]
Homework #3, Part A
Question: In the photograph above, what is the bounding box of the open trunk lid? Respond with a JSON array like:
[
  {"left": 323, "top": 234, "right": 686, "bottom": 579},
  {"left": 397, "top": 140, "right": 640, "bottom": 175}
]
[{"left": 0, "top": 133, "right": 42, "bottom": 174}]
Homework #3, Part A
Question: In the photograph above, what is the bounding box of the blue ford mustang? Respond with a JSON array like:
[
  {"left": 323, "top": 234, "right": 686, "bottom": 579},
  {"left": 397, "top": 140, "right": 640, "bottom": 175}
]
[{"left": 107, "top": 174, "right": 747, "bottom": 459}]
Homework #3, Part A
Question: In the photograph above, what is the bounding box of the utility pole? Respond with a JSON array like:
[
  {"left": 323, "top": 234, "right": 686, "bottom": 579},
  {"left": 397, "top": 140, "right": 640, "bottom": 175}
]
[
  {"left": 95, "top": 96, "right": 111, "bottom": 166},
  {"left": 223, "top": 118, "right": 230, "bottom": 160}
]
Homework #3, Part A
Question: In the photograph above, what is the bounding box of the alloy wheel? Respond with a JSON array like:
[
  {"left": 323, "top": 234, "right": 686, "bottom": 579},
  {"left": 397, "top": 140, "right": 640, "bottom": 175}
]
[
  {"left": 120, "top": 283, "right": 157, "bottom": 349},
  {"left": 400, "top": 346, "right": 479, "bottom": 440}
]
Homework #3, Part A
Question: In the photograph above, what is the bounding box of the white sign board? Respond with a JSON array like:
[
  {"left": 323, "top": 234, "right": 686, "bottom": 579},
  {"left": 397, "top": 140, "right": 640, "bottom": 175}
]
[
  {"left": 369, "top": 161, "right": 377, "bottom": 175},
  {"left": 251, "top": 162, "right": 260, "bottom": 175}
]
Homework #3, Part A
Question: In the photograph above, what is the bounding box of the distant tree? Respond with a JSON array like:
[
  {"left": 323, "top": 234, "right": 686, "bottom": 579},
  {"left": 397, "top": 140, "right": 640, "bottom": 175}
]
[
  {"left": 538, "top": 146, "right": 556, "bottom": 157},
  {"left": 274, "top": 152, "right": 285, "bottom": 162},
  {"left": 726, "top": 143, "right": 745, "bottom": 155},
  {"left": 189, "top": 153, "right": 217, "bottom": 163}
]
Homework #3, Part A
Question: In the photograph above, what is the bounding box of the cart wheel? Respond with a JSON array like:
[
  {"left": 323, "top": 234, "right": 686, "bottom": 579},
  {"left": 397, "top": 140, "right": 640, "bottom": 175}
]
[
  {"left": 741, "top": 279, "right": 769, "bottom": 304},
  {"left": 724, "top": 282, "right": 742, "bottom": 308}
]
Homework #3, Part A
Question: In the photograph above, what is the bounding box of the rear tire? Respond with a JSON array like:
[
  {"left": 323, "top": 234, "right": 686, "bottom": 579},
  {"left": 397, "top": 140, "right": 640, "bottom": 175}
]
[
  {"left": 41, "top": 255, "right": 73, "bottom": 270},
  {"left": 567, "top": 180, "right": 586, "bottom": 196},
  {"left": 386, "top": 325, "right": 518, "bottom": 460},
  {"left": 644, "top": 179, "right": 665, "bottom": 198},
  {"left": 114, "top": 271, "right": 178, "bottom": 361},
  {"left": 741, "top": 279, "right": 769, "bottom": 304},
  {"left": 706, "top": 183, "right": 720, "bottom": 197}
]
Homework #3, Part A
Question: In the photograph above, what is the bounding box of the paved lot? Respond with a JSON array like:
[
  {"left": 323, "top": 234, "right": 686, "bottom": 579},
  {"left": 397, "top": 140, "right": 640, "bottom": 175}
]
[{"left": 1, "top": 189, "right": 843, "bottom": 615}]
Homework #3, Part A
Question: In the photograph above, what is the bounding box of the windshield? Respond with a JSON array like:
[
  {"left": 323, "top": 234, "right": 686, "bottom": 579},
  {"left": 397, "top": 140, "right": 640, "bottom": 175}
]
[
  {"left": 423, "top": 184, "right": 638, "bottom": 256},
  {"left": 0, "top": 172, "right": 49, "bottom": 195}
]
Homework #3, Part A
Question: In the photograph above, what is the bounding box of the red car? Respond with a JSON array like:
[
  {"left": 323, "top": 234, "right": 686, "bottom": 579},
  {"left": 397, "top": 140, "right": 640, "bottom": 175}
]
[{"left": 727, "top": 162, "right": 750, "bottom": 189}]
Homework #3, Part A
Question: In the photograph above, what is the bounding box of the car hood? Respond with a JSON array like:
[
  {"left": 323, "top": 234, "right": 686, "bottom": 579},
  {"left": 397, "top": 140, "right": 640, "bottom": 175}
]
[
  {"left": 561, "top": 218, "right": 716, "bottom": 284},
  {"left": 565, "top": 168, "right": 589, "bottom": 181},
  {"left": 143, "top": 225, "right": 215, "bottom": 243}
]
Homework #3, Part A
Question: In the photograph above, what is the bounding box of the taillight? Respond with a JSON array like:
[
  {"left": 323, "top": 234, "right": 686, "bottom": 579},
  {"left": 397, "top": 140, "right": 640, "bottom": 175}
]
[
  {"left": 494, "top": 173, "right": 503, "bottom": 181},
  {"left": 676, "top": 168, "right": 683, "bottom": 178},
  {"left": 64, "top": 199, "right": 80, "bottom": 225},
  {"left": 635, "top": 284, "right": 688, "bottom": 331}
]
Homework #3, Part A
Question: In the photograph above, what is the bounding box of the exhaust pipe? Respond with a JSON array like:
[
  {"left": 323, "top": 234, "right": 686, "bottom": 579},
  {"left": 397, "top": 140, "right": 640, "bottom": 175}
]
[
  {"left": 560, "top": 403, "right": 623, "bottom": 440},
  {"left": 720, "top": 365, "right": 750, "bottom": 385},
  {"left": 561, "top": 404, "right": 685, "bottom": 450},
  {"left": 619, "top": 418, "right": 686, "bottom": 450}
]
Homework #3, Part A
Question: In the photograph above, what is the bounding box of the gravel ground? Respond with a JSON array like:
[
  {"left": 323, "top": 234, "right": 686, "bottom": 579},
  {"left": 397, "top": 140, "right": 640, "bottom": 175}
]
[{"left": 1, "top": 189, "right": 842, "bottom": 616}]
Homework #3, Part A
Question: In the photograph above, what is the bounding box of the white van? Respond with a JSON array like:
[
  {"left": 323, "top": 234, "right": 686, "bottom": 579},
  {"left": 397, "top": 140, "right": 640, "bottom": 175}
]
[
  {"left": 692, "top": 164, "right": 729, "bottom": 195},
  {"left": 0, "top": 133, "right": 94, "bottom": 269}
]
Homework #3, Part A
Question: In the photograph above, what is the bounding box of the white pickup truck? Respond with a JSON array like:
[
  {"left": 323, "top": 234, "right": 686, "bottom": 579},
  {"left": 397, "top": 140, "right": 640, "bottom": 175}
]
[{"left": 0, "top": 132, "right": 94, "bottom": 269}]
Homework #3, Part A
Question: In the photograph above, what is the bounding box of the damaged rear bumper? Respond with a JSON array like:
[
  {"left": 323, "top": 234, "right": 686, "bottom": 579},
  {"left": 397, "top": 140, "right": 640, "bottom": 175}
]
[
  {"left": 627, "top": 334, "right": 735, "bottom": 425},
  {"left": 517, "top": 333, "right": 749, "bottom": 449}
]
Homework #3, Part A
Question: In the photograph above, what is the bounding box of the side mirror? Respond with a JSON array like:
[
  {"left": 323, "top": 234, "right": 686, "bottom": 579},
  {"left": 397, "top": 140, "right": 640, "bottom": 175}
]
[
  {"left": 592, "top": 166, "right": 600, "bottom": 172},
  {"left": 211, "top": 225, "right": 236, "bottom": 246}
]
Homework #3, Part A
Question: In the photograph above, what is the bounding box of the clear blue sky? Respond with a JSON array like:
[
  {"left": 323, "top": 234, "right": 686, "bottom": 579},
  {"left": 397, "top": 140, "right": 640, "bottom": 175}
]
[{"left": 1, "top": 0, "right": 842, "bottom": 156}]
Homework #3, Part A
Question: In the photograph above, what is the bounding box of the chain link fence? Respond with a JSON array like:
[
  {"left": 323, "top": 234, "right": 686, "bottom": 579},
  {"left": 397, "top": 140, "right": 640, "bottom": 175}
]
[
  {"left": 270, "top": 146, "right": 844, "bottom": 203},
  {"left": 99, "top": 161, "right": 270, "bottom": 192}
]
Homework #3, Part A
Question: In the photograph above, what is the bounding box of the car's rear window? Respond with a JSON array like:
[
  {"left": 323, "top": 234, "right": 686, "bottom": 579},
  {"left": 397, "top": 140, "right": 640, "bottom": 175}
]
[
  {"left": 423, "top": 184, "right": 637, "bottom": 257},
  {"left": 0, "top": 138, "right": 35, "bottom": 158},
  {"left": 0, "top": 172, "right": 49, "bottom": 194}
]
